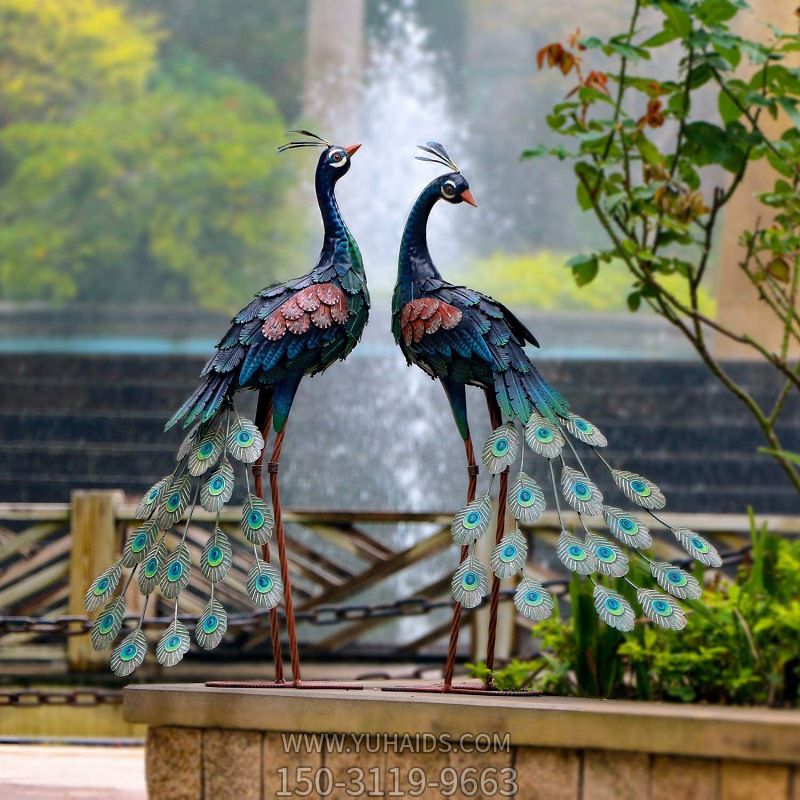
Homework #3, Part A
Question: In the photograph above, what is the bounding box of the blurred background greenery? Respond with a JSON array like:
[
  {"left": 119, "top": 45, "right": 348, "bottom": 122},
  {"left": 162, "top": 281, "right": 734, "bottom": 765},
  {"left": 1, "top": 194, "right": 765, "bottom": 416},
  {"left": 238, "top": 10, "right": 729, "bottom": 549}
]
[{"left": 0, "top": 0, "right": 692, "bottom": 318}]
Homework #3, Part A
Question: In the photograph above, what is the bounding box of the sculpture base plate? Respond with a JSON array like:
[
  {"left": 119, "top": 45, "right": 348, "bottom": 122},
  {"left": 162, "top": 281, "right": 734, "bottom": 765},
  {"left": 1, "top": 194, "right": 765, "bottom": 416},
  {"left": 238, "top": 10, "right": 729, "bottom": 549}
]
[
  {"left": 381, "top": 683, "right": 539, "bottom": 697},
  {"left": 205, "top": 680, "right": 363, "bottom": 691}
]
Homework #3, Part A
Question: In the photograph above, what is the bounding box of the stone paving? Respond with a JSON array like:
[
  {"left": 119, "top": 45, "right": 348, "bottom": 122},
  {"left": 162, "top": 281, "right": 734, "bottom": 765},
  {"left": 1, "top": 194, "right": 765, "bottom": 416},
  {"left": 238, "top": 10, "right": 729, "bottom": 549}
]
[{"left": 0, "top": 744, "right": 146, "bottom": 799}]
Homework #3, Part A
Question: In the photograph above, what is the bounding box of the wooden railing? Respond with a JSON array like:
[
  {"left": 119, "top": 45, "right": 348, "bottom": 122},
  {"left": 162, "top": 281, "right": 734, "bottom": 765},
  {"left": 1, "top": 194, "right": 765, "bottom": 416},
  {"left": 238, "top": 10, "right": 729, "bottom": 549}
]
[{"left": 1, "top": 492, "right": 798, "bottom": 675}]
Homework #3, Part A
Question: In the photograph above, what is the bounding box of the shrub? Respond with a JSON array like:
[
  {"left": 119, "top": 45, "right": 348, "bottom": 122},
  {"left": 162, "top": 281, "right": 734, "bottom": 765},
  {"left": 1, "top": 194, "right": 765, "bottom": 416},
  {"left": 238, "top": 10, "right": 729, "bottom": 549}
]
[{"left": 469, "top": 515, "right": 800, "bottom": 706}]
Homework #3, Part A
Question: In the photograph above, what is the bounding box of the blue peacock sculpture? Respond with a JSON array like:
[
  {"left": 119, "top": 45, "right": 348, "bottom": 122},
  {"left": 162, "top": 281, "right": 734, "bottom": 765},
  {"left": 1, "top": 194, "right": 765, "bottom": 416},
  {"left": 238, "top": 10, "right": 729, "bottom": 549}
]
[
  {"left": 85, "top": 131, "right": 368, "bottom": 681},
  {"left": 392, "top": 143, "right": 721, "bottom": 691}
]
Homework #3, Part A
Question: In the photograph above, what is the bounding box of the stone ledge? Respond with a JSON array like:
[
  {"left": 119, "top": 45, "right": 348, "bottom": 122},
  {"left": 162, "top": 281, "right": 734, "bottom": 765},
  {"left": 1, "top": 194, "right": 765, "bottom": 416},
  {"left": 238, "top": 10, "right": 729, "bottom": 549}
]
[{"left": 124, "top": 683, "right": 800, "bottom": 765}]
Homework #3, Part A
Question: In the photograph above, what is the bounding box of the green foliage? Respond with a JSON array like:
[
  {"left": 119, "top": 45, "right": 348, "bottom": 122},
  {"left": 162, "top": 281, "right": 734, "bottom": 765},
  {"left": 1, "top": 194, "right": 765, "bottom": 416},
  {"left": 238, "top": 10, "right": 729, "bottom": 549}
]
[
  {"left": 0, "top": 0, "right": 302, "bottom": 311},
  {"left": 0, "top": 0, "right": 159, "bottom": 126},
  {"left": 0, "top": 75, "right": 300, "bottom": 311},
  {"left": 466, "top": 250, "right": 715, "bottom": 314},
  {"left": 132, "top": 0, "right": 306, "bottom": 119},
  {"left": 530, "top": 0, "right": 800, "bottom": 495},
  {"left": 469, "top": 519, "right": 800, "bottom": 706}
]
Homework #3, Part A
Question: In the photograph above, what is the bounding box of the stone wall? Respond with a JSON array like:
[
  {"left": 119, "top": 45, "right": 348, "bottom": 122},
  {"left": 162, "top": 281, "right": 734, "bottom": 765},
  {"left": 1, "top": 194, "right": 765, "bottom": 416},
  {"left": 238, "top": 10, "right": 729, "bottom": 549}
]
[{"left": 126, "top": 684, "right": 800, "bottom": 800}]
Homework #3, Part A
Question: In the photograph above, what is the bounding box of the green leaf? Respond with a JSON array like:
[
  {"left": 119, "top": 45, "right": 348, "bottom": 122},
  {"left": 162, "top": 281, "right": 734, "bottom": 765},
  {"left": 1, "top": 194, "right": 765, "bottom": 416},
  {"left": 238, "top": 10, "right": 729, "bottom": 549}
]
[
  {"left": 636, "top": 135, "right": 663, "bottom": 166},
  {"left": 683, "top": 120, "right": 748, "bottom": 172},
  {"left": 576, "top": 180, "right": 594, "bottom": 211},
  {"left": 641, "top": 27, "right": 678, "bottom": 49},
  {"left": 718, "top": 89, "right": 743, "bottom": 124},
  {"left": 521, "top": 145, "right": 548, "bottom": 159},
  {"left": 606, "top": 38, "right": 651, "bottom": 61},
  {"left": 580, "top": 36, "right": 604, "bottom": 49},
  {"left": 777, "top": 96, "right": 800, "bottom": 131},
  {"left": 659, "top": 0, "right": 692, "bottom": 40},
  {"left": 627, "top": 291, "right": 642, "bottom": 312},
  {"left": 697, "top": 0, "right": 740, "bottom": 25},
  {"left": 569, "top": 254, "right": 599, "bottom": 287}
]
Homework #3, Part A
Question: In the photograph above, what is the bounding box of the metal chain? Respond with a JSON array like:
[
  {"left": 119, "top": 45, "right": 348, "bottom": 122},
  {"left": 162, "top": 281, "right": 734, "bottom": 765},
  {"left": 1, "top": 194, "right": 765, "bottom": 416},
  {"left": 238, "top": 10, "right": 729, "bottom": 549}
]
[
  {"left": 0, "top": 688, "right": 123, "bottom": 706},
  {"left": 0, "top": 545, "right": 751, "bottom": 637},
  {"left": 0, "top": 586, "right": 557, "bottom": 636},
  {"left": 0, "top": 547, "right": 752, "bottom": 708}
]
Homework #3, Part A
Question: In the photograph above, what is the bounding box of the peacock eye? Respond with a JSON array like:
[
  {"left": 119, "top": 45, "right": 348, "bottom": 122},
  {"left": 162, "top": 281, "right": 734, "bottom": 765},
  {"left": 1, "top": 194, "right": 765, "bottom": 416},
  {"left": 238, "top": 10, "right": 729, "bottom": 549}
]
[{"left": 442, "top": 182, "right": 456, "bottom": 198}]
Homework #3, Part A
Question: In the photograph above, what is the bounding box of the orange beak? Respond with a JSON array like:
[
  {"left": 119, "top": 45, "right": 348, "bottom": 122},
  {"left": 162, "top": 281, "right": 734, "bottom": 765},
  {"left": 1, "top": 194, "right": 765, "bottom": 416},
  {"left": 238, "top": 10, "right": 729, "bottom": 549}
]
[
  {"left": 344, "top": 143, "right": 362, "bottom": 157},
  {"left": 461, "top": 189, "right": 478, "bottom": 207}
]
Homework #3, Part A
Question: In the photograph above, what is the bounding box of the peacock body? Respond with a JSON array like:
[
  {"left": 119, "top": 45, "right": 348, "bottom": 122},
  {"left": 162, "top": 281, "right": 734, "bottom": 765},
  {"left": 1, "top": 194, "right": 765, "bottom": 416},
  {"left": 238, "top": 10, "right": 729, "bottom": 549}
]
[
  {"left": 86, "top": 133, "right": 368, "bottom": 676},
  {"left": 392, "top": 144, "right": 718, "bottom": 669}
]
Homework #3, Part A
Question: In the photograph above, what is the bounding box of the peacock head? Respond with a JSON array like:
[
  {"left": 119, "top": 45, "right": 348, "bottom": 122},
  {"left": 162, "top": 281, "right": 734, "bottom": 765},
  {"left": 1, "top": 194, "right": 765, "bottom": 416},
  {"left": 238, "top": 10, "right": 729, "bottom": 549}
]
[
  {"left": 278, "top": 129, "right": 360, "bottom": 185},
  {"left": 436, "top": 172, "right": 477, "bottom": 207},
  {"left": 416, "top": 142, "right": 477, "bottom": 207},
  {"left": 318, "top": 142, "right": 361, "bottom": 181}
]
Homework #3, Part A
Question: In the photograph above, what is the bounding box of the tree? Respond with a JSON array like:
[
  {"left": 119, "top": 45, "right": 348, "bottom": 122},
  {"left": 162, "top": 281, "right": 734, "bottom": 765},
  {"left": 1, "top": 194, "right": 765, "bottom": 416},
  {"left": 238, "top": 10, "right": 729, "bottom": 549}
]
[
  {"left": 0, "top": 74, "right": 301, "bottom": 311},
  {"left": 0, "top": 0, "right": 158, "bottom": 126},
  {"left": 531, "top": 0, "right": 800, "bottom": 494}
]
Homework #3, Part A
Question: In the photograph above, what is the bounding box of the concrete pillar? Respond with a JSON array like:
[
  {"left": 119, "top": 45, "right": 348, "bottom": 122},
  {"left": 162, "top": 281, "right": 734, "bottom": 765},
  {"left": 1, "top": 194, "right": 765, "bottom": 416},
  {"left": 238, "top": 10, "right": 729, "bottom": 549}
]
[
  {"left": 716, "top": 2, "right": 799, "bottom": 360},
  {"left": 303, "top": 0, "right": 365, "bottom": 131}
]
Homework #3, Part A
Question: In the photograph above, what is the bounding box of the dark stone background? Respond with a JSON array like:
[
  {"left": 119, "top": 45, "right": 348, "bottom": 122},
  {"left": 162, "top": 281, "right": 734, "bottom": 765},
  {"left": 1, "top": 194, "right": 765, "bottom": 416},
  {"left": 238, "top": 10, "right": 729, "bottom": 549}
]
[{"left": 1, "top": 348, "right": 797, "bottom": 514}]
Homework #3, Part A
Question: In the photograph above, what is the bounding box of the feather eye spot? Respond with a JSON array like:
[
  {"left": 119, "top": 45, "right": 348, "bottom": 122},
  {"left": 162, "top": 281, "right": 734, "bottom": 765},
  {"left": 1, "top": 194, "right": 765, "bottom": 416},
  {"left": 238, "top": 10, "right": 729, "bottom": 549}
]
[
  {"left": 492, "top": 437, "right": 510, "bottom": 457},
  {"left": 691, "top": 536, "right": 709, "bottom": 553},
  {"left": 630, "top": 479, "right": 651, "bottom": 498},
  {"left": 652, "top": 599, "right": 673, "bottom": 616},
  {"left": 236, "top": 430, "right": 255, "bottom": 447},
  {"left": 464, "top": 508, "right": 486, "bottom": 532},
  {"left": 573, "top": 481, "right": 591, "bottom": 501},
  {"left": 534, "top": 426, "right": 554, "bottom": 444},
  {"left": 208, "top": 476, "right": 226, "bottom": 496},
  {"left": 568, "top": 544, "right": 587, "bottom": 561},
  {"left": 165, "top": 493, "right": 182, "bottom": 513},
  {"left": 666, "top": 569, "right": 688, "bottom": 587},
  {"left": 197, "top": 441, "right": 215, "bottom": 461},
  {"left": 604, "top": 596, "right": 625, "bottom": 617},
  {"left": 163, "top": 634, "right": 183, "bottom": 653},
  {"left": 499, "top": 544, "right": 519, "bottom": 563},
  {"left": 596, "top": 545, "right": 616, "bottom": 563},
  {"left": 523, "top": 589, "right": 544, "bottom": 607},
  {"left": 255, "top": 573, "right": 274, "bottom": 594},
  {"left": 463, "top": 510, "right": 483, "bottom": 530},
  {"left": 143, "top": 557, "right": 159, "bottom": 579},
  {"left": 131, "top": 532, "right": 149, "bottom": 554},
  {"left": 206, "top": 546, "right": 224, "bottom": 567},
  {"left": 248, "top": 509, "right": 265, "bottom": 528},
  {"left": 202, "top": 614, "right": 220, "bottom": 634},
  {"left": 119, "top": 643, "right": 139, "bottom": 663},
  {"left": 166, "top": 561, "right": 184, "bottom": 583},
  {"left": 461, "top": 570, "right": 479, "bottom": 590},
  {"left": 93, "top": 577, "right": 110, "bottom": 596},
  {"left": 517, "top": 488, "right": 534, "bottom": 506},
  {"left": 97, "top": 614, "right": 116, "bottom": 635}
]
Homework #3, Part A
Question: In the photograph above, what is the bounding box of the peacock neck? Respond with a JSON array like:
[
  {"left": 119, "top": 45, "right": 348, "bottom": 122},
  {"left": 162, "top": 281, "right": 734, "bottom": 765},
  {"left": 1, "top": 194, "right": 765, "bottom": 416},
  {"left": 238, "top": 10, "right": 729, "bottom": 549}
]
[
  {"left": 315, "top": 174, "right": 361, "bottom": 274},
  {"left": 397, "top": 182, "right": 443, "bottom": 295}
]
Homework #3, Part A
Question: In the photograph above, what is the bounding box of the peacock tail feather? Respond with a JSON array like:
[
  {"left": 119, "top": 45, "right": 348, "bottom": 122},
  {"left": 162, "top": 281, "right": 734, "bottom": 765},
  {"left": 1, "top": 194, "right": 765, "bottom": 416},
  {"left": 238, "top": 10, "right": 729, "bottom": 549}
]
[
  {"left": 446, "top": 404, "right": 717, "bottom": 637},
  {"left": 84, "top": 399, "right": 281, "bottom": 676}
]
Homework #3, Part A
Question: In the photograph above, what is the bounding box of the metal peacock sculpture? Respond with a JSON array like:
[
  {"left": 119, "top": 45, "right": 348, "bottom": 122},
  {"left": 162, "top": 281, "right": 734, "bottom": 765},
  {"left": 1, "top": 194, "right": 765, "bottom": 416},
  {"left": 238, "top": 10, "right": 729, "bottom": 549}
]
[
  {"left": 85, "top": 131, "right": 368, "bottom": 683},
  {"left": 392, "top": 142, "right": 721, "bottom": 692}
]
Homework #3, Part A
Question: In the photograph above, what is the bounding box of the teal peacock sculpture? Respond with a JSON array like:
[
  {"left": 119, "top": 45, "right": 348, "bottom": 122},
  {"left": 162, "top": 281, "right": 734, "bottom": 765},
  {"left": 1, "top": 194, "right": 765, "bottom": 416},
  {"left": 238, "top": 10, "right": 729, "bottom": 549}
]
[
  {"left": 85, "top": 131, "right": 369, "bottom": 682},
  {"left": 392, "top": 143, "right": 720, "bottom": 692}
]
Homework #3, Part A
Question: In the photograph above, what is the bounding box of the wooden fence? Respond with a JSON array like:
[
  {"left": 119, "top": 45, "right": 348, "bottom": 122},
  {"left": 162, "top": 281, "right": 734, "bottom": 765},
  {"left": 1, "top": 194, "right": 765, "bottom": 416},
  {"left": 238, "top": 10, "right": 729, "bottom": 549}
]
[{"left": 1, "top": 492, "right": 798, "bottom": 676}]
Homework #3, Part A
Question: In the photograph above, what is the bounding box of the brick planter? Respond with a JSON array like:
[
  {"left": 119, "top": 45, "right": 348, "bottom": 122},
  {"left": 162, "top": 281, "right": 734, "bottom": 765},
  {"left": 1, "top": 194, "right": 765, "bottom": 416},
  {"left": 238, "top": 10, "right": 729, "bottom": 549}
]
[{"left": 124, "top": 683, "right": 800, "bottom": 799}]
